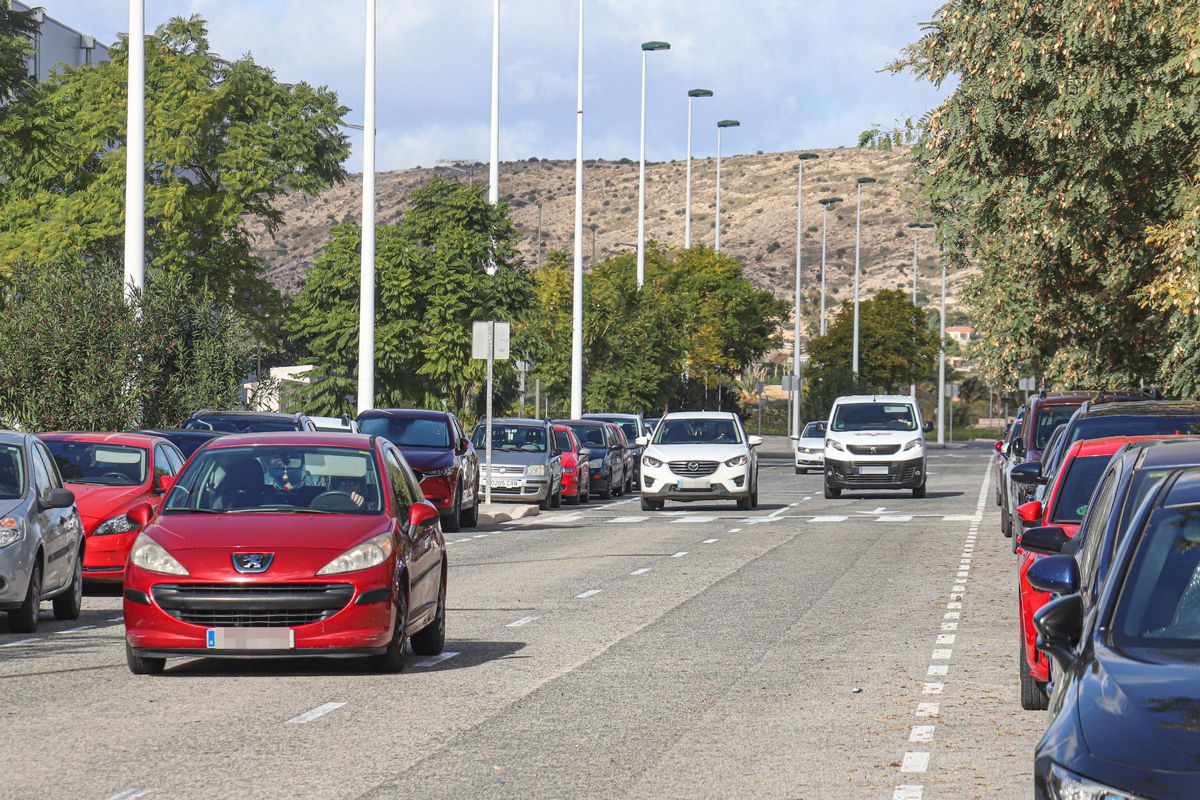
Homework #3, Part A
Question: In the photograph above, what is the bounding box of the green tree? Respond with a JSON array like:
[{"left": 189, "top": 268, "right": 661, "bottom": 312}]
[
  {"left": 0, "top": 3, "right": 38, "bottom": 101},
  {"left": 0, "top": 15, "right": 349, "bottom": 312}
]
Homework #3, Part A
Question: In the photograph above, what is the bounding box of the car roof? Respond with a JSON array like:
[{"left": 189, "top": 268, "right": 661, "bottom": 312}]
[
  {"left": 0, "top": 430, "right": 27, "bottom": 447},
  {"left": 202, "top": 432, "right": 376, "bottom": 449},
  {"left": 483, "top": 418, "right": 549, "bottom": 427},
  {"left": 583, "top": 413, "right": 641, "bottom": 420},
  {"left": 358, "top": 408, "right": 450, "bottom": 421},
  {"left": 1079, "top": 400, "right": 1200, "bottom": 418},
  {"left": 190, "top": 410, "right": 303, "bottom": 419},
  {"left": 39, "top": 431, "right": 163, "bottom": 447},
  {"left": 1028, "top": 392, "right": 1090, "bottom": 407},
  {"left": 135, "top": 428, "right": 222, "bottom": 438},
  {"left": 1134, "top": 437, "right": 1200, "bottom": 467},
  {"left": 554, "top": 418, "right": 604, "bottom": 426},
  {"left": 1067, "top": 435, "right": 1169, "bottom": 459},
  {"left": 832, "top": 395, "right": 915, "bottom": 405},
  {"left": 662, "top": 411, "right": 740, "bottom": 420}
]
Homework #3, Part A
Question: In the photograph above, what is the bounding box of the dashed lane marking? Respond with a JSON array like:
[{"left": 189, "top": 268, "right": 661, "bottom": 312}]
[
  {"left": 0, "top": 637, "right": 39, "bottom": 648},
  {"left": 900, "top": 752, "right": 930, "bottom": 773},
  {"left": 701, "top": 538, "right": 718, "bottom": 544},
  {"left": 916, "top": 703, "right": 939, "bottom": 717},
  {"left": 575, "top": 589, "right": 602, "bottom": 599},
  {"left": 810, "top": 515, "right": 849, "bottom": 523},
  {"left": 608, "top": 516, "right": 648, "bottom": 524},
  {"left": 909, "top": 725, "right": 936, "bottom": 743},
  {"left": 58, "top": 625, "right": 95, "bottom": 634},
  {"left": 893, "top": 786, "right": 923, "bottom": 800},
  {"left": 672, "top": 516, "right": 718, "bottom": 524},
  {"left": 629, "top": 568, "right": 652, "bottom": 575},
  {"left": 285, "top": 702, "right": 345, "bottom": 725},
  {"left": 506, "top": 615, "right": 539, "bottom": 628},
  {"left": 670, "top": 551, "right": 688, "bottom": 558},
  {"left": 415, "top": 651, "right": 460, "bottom": 668},
  {"left": 106, "top": 789, "right": 156, "bottom": 800}
]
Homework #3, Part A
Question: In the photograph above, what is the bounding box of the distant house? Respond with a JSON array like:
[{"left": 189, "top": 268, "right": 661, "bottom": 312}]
[
  {"left": 12, "top": 1, "right": 110, "bottom": 83},
  {"left": 946, "top": 326, "right": 974, "bottom": 344}
]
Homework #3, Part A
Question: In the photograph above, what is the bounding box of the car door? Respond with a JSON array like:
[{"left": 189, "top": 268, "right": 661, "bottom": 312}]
[
  {"left": 451, "top": 415, "right": 478, "bottom": 505},
  {"left": 151, "top": 444, "right": 181, "bottom": 512},
  {"left": 546, "top": 425, "right": 563, "bottom": 492},
  {"left": 30, "top": 441, "right": 73, "bottom": 592},
  {"left": 386, "top": 447, "right": 439, "bottom": 621}
]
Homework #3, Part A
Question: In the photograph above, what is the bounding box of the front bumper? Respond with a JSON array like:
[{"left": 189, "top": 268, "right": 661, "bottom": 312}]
[
  {"left": 640, "top": 462, "right": 750, "bottom": 501},
  {"left": 824, "top": 454, "right": 925, "bottom": 489},
  {"left": 0, "top": 539, "right": 37, "bottom": 607},
  {"left": 795, "top": 449, "right": 824, "bottom": 468},
  {"left": 478, "top": 474, "right": 550, "bottom": 503},
  {"left": 83, "top": 527, "right": 139, "bottom": 581},
  {"left": 419, "top": 474, "right": 456, "bottom": 510}
]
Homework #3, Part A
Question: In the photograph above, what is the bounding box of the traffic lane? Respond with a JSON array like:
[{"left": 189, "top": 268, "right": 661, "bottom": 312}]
[{"left": 358, "top": 462, "right": 1000, "bottom": 798}]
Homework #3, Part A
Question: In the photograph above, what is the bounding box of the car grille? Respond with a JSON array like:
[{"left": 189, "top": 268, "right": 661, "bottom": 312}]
[
  {"left": 828, "top": 462, "right": 921, "bottom": 484},
  {"left": 151, "top": 583, "right": 355, "bottom": 628},
  {"left": 668, "top": 460, "right": 719, "bottom": 477},
  {"left": 846, "top": 444, "right": 901, "bottom": 456}
]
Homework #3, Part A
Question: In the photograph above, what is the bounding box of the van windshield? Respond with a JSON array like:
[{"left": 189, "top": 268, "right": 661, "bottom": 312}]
[{"left": 830, "top": 403, "right": 917, "bottom": 432}]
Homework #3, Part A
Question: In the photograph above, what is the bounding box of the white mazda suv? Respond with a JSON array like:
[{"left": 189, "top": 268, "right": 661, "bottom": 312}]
[{"left": 637, "top": 412, "right": 762, "bottom": 511}]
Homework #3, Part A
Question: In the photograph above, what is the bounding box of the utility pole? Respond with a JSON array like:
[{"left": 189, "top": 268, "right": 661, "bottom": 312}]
[
  {"left": 123, "top": 0, "right": 145, "bottom": 300},
  {"left": 684, "top": 89, "right": 713, "bottom": 248},
  {"left": 793, "top": 153, "right": 818, "bottom": 437},
  {"left": 851, "top": 177, "right": 876, "bottom": 386},
  {"left": 357, "top": 0, "right": 377, "bottom": 414},
  {"left": 570, "top": 0, "right": 585, "bottom": 419}
]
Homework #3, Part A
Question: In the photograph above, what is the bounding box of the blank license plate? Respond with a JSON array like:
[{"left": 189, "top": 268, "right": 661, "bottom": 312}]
[
  {"left": 206, "top": 628, "right": 294, "bottom": 650},
  {"left": 676, "top": 478, "right": 710, "bottom": 490},
  {"left": 859, "top": 465, "right": 889, "bottom": 475}
]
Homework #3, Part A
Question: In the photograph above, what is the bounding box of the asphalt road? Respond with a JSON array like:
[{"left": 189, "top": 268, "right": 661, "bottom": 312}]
[{"left": 0, "top": 446, "right": 1044, "bottom": 799}]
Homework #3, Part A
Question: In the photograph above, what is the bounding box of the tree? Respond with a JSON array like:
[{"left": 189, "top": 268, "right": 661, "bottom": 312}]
[
  {"left": 0, "top": 16, "right": 349, "bottom": 314},
  {"left": 0, "top": 3, "right": 38, "bottom": 101},
  {"left": 803, "top": 290, "right": 937, "bottom": 419}
]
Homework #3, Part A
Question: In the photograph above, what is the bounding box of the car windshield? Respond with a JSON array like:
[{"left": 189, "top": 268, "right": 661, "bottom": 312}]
[
  {"left": 830, "top": 403, "right": 917, "bottom": 432},
  {"left": 654, "top": 418, "right": 743, "bottom": 445},
  {"left": 801, "top": 422, "right": 823, "bottom": 438},
  {"left": 44, "top": 441, "right": 148, "bottom": 486},
  {"left": 359, "top": 416, "right": 450, "bottom": 448},
  {"left": 185, "top": 415, "right": 300, "bottom": 433},
  {"left": 589, "top": 417, "right": 640, "bottom": 441},
  {"left": 473, "top": 425, "right": 547, "bottom": 453},
  {"left": 0, "top": 444, "right": 25, "bottom": 499},
  {"left": 163, "top": 445, "right": 383, "bottom": 515},
  {"left": 1113, "top": 507, "right": 1200, "bottom": 648},
  {"left": 1050, "top": 455, "right": 1113, "bottom": 524},
  {"left": 566, "top": 424, "right": 608, "bottom": 449},
  {"left": 554, "top": 430, "right": 573, "bottom": 452},
  {"left": 1033, "top": 404, "right": 1081, "bottom": 449}
]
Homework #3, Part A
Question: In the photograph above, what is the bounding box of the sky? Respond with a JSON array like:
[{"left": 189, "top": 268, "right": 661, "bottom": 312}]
[{"left": 43, "top": 1, "right": 951, "bottom": 173}]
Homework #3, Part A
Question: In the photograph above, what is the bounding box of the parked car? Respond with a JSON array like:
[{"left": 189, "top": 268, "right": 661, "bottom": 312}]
[
  {"left": 358, "top": 409, "right": 479, "bottom": 532},
  {"left": 0, "top": 431, "right": 83, "bottom": 633},
  {"left": 1011, "top": 436, "right": 1161, "bottom": 709},
  {"left": 311, "top": 414, "right": 359, "bottom": 433},
  {"left": 793, "top": 420, "right": 826, "bottom": 474},
  {"left": 122, "top": 432, "right": 446, "bottom": 674},
  {"left": 552, "top": 425, "right": 591, "bottom": 505},
  {"left": 38, "top": 433, "right": 185, "bottom": 583},
  {"left": 1030, "top": 465, "right": 1200, "bottom": 799},
  {"left": 1002, "top": 392, "right": 1088, "bottom": 536},
  {"left": 583, "top": 413, "right": 644, "bottom": 483},
  {"left": 472, "top": 419, "right": 564, "bottom": 509},
  {"left": 607, "top": 422, "right": 637, "bottom": 494},
  {"left": 183, "top": 410, "right": 319, "bottom": 433},
  {"left": 133, "top": 428, "right": 225, "bottom": 460},
  {"left": 822, "top": 395, "right": 931, "bottom": 498},
  {"left": 645, "top": 417, "right": 661, "bottom": 436},
  {"left": 555, "top": 419, "right": 628, "bottom": 498},
  {"left": 993, "top": 410, "right": 1023, "bottom": 507},
  {"left": 637, "top": 411, "right": 761, "bottom": 511}
]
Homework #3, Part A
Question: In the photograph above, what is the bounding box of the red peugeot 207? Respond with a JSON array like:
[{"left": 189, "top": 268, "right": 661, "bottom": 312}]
[
  {"left": 39, "top": 432, "right": 186, "bottom": 582},
  {"left": 122, "top": 433, "right": 447, "bottom": 675},
  {"left": 553, "top": 424, "right": 591, "bottom": 505}
]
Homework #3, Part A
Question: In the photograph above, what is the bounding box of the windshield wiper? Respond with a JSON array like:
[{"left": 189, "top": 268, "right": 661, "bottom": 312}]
[
  {"left": 163, "top": 507, "right": 226, "bottom": 514},
  {"left": 225, "top": 508, "right": 337, "bottom": 515}
]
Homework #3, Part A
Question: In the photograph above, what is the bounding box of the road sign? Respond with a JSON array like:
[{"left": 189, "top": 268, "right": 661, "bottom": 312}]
[
  {"left": 945, "top": 383, "right": 960, "bottom": 399},
  {"left": 1018, "top": 376, "right": 1037, "bottom": 392},
  {"left": 782, "top": 374, "right": 801, "bottom": 391},
  {"left": 473, "top": 321, "right": 510, "bottom": 360}
]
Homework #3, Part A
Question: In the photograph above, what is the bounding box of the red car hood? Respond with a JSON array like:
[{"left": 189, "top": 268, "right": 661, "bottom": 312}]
[
  {"left": 147, "top": 512, "right": 393, "bottom": 553},
  {"left": 67, "top": 482, "right": 152, "bottom": 529}
]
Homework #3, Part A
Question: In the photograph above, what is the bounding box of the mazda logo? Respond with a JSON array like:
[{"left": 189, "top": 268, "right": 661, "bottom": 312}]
[
  {"left": 232, "top": 553, "right": 274, "bottom": 573},
  {"left": 687, "top": 461, "right": 699, "bottom": 471}
]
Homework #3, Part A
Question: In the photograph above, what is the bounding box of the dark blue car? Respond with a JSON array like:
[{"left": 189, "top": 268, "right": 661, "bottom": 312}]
[{"left": 554, "top": 419, "right": 627, "bottom": 498}]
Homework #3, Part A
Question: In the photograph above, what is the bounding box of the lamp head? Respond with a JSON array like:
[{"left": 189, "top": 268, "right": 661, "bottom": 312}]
[
  {"left": 856, "top": 176, "right": 877, "bottom": 185},
  {"left": 798, "top": 153, "right": 819, "bottom": 161},
  {"left": 642, "top": 41, "right": 671, "bottom": 51},
  {"left": 688, "top": 89, "right": 714, "bottom": 98},
  {"left": 819, "top": 196, "right": 844, "bottom": 207},
  {"left": 717, "top": 119, "right": 741, "bottom": 129}
]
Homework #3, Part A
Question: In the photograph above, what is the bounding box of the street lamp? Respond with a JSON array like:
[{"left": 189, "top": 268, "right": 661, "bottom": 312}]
[
  {"left": 637, "top": 40, "right": 670, "bottom": 290},
  {"left": 714, "top": 119, "right": 740, "bottom": 253},
  {"left": 907, "top": 222, "right": 935, "bottom": 399},
  {"left": 357, "top": 0, "right": 377, "bottom": 414},
  {"left": 569, "top": 0, "right": 585, "bottom": 420},
  {"left": 792, "top": 153, "right": 818, "bottom": 437},
  {"left": 938, "top": 246, "right": 948, "bottom": 447},
  {"left": 684, "top": 89, "right": 713, "bottom": 249},
  {"left": 817, "top": 196, "right": 842, "bottom": 336},
  {"left": 851, "top": 176, "right": 876, "bottom": 386},
  {"left": 488, "top": 0, "right": 500, "bottom": 205}
]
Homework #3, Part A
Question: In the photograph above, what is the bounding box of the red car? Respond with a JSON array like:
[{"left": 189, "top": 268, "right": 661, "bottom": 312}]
[
  {"left": 122, "top": 433, "right": 447, "bottom": 675},
  {"left": 39, "top": 432, "right": 185, "bottom": 582},
  {"left": 553, "top": 424, "right": 591, "bottom": 505},
  {"left": 1013, "top": 435, "right": 1165, "bottom": 709}
]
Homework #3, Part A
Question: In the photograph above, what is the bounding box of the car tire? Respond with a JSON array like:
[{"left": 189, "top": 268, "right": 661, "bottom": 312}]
[
  {"left": 8, "top": 561, "right": 41, "bottom": 634},
  {"left": 751, "top": 485, "right": 759, "bottom": 508},
  {"left": 125, "top": 642, "right": 165, "bottom": 675},
  {"left": 736, "top": 494, "right": 752, "bottom": 511},
  {"left": 1019, "top": 619, "right": 1049, "bottom": 710},
  {"left": 369, "top": 594, "right": 409, "bottom": 674},
  {"left": 795, "top": 467, "right": 803, "bottom": 475},
  {"left": 52, "top": 548, "right": 83, "bottom": 621},
  {"left": 410, "top": 578, "right": 446, "bottom": 657},
  {"left": 824, "top": 484, "right": 841, "bottom": 499},
  {"left": 912, "top": 481, "right": 927, "bottom": 499},
  {"left": 641, "top": 497, "right": 663, "bottom": 511},
  {"left": 1001, "top": 500, "right": 1013, "bottom": 538},
  {"left": 607, "top": 471, "right": 618, "bottom": 498},
  {"left": 460, "top": 497, "right": 479, "bottom": 528},
  {"left": 441, "top": 487, "right": 462, "bottom": 533},
  {"left": 539, "top": 490, "right": 553, "bottom": 511}
]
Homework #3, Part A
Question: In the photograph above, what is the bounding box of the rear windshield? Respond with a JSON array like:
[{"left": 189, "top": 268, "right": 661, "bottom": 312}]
[
  {"left": 1070, "top": 416, "right": 1200, "bottom": 451},
  {"left": 1050, "top": 455, "right": 1112, "bottom": 524},
  {"left": 1113, "top": 508, "right": 1200, "bottom": 649},
  {"left": 1032, "top": 404, "right": 1081, "bottom": 449},
  {"left": 0, "top": 444, "right": 25, "bottom": 499},
  {"left": 554, "top": 430, "right": 573, "bottom": 452},
  {"left": 185, "top": 415, "right": 300, "bottom": 433},
  {"left": 566, "top": 424, "right": 608, "bottom": 448},
  {"left": 359, "top": 416, "right": 450, "bottom": 448},
  {"left": 44, "top": 441, "right": 148, "bottom": 487}
]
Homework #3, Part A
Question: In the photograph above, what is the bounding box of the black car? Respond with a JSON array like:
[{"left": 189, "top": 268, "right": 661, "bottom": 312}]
[
  {"left": 133, "top": 428, "right": 225, "bottom": 460},
  {"left": 1030, "top": 465, "right": 1200, "bottom": 799},
  {"left": 183, "top": 410, "right": 319, "bottom": 433},
  {"left": 554, "top": 419, "right": 627, "bottom": 498}
]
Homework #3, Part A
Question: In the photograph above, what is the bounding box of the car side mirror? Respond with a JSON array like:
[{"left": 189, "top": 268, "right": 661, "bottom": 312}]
[
  {"left": 747, "top": 435, "right": 764, "bottom": 448},
  {"left": 127, "top": 503, "right": 154, "bottom": 527},
  {"left": 1027, "top": 554, "right": 1080, "bottom": 595},
  {"left": 1018, "top": 525, "right": 1068, "bottom": 556},
  {"left": 408, "top": 501, "right": 440, "bottom": 530},
  {"left": 40, "top": 488, "right": 75, "bottom": 511},
  {"left": 1010, "top": 461, "right": 1044, "bottom": 485},
  {"left": 1011, "top": 438, "right": 1027, "bottom": 457},
  {"left": 1016, "top": 500, "right": 1044, "bottom": 527},
  {"left": 816, "top": 423, "right": 827, "bottom": 434},
  {"left": 154, "top": 474, "right": 175, "bottom": 495},
  {"left": 635, "top": 436, "right": 649, "bottom": 446},
  {"left": 457, "top": 437, "right": 471, "bottom": 455},
  {"left": 1034, "top": 594, "right": 1084, "bottom": 671}
]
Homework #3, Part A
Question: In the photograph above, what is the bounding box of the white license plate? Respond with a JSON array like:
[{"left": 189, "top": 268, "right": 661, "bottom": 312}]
[
  {"left": 206, "top": 628, "right": 294, "bottom": 650},
  {"left": 676, "top": 478, "right": 710, "bottom": 490},
  {"left": 490, "top": 478, "right": 521, "bottom": 489},
  {"left": 859, "top": 465, "right": 889, "bottom": 475}
]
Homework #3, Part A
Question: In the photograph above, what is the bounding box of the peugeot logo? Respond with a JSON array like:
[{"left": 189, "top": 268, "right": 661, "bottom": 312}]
[
  {"left": 687, "top": 462, "right": 700, "bottom": 472},
  {"left": 870, "top": 447, "right": 878, "bottom": 454},
  {"left": 232, "top": 553, "right": 274, "bottom": 573}
]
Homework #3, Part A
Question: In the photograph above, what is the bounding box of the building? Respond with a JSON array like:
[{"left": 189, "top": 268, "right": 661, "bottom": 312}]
[
  {"left": 11, "top": 1, "right": 110, "bottom": 82},
  {"left": 946, "top": 326, "right": 974, "bottom": 344}
]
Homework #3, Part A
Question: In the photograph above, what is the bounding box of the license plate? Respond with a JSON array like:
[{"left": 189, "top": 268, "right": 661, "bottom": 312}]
[
  {"left": 676, "top": 478, "right": 710, "bottom": 490},
  {"left": 206, "top": 628, "right": 294, "bottom": 650},
  {"left": 490, "top": 478, "right": 521, "bottom": 489},
  {"left": 859, "top": 465, "right": 889, "bottom": 475}
]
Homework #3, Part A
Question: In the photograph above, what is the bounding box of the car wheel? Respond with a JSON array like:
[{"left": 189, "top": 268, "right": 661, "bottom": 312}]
[
  {"left": 912, "top": 481, "right": 927, "bottom": 499},
  {"left": 441, "top": 487, "right": 462, "bottom": 533},
  {"left": 751, "top": 484, "right": 759, "bottom": 509},
  {"left": 824, "top": 484, "right": 841, "bottom": 500},
  {"left": 369, "top": 593, "right": 409, "bottom": 673},
  {"left": 736, "top": 494, "right": 752, "bottom": 511},
  {"left": 410, "top": 577, "right": 446, "bottom": 657},
  {"left": 1001, "top": 501, "right": 1013, "bottom": 538},
  {"left": 460, "top": 496, "right": 479, "bottom": 528},
  {"left": 795, "top": 467, "right": 803, "bottom": 475},
  {"left": 539, "top": 489, "right": 553, "bottom": 511},
  {"left": 641, "top": 497, "right": 663, "bottom": 511},
  {"left": 52, "top": 547, "right": 83, "bottom": 621},
  {"left": 8, "top": 561, "right": 41, "bottom": 634},
  {"left": 1019, "top": 619, "right": 1049, "bottom": 710},
  {"left": 125, "top": 642, "right": 165, "bottom": 675}
]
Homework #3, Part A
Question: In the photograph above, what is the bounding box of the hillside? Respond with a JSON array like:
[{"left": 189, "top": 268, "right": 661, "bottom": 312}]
[{"left": 249, "top": 146, "right": 972, "bottom": 318}]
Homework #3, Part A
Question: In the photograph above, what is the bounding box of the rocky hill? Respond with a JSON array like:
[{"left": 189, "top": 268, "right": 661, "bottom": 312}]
[{"left": 249, "top": 146, "right": 972, "bottom": 317}]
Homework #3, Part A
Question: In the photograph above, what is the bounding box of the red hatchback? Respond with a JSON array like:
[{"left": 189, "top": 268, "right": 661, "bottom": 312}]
[
  {"left": 553, "top": 425, "right": 591, "bottom": 505},
  {"left": 121, "top": 433, "right": 447, "bottom": 675},
  {"left": 39, "top": 432, "right": 185, "bottom": 582}
]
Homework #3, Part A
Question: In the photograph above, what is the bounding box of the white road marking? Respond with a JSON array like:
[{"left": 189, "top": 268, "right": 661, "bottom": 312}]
[
  {"left": 941, "top": 622, "right": 958, "bottom": 631},
  {"left": 810, "top": 515, "right": 848, "bottom": 522},
  {"left": 915, "top": 702, "right": 940, "bottom": 717},
  {"left": 109, "top": 616, "right": 124, "bottom": 622},
  {"left": 931, "top": 648, "right": 952, "bottom": 660},
  {"left": 506, "top": 615, "right": 539, "bottom": 628},
  {"left": 942, "top": 514, "right": 978, "bottom": 522},
  {"left": 415, "top": 651, "right": 460, "bottom": 668},
  {"left": 575, "top": 589, "right": 602, "bottom": 599},
  {"left": 285, "top": 702, "right": 345, "bottom": 724},
  {"left": 608, "top": 516, "right": 648, "bottom": 524},
  {"left": 59, "top": 625, "right": 95, "bottom": 634},
  {"left": 0, "top": 637, "right": 39, "bottom": 648},
  {"left": 106, "top": 789, "right": 156, "bottom": 800},
  {"left": 900, "top": 752, "right": 930, "bottom": 773},
  {"left": 868, "top": 507, "right": 887, "bottom": 514},
  {"left": 878, "top": 515, "right": 913, "bottom": 522},
  {"left": 473, "top": 534, "right": 488, "bottom": 539},
  {"left": 672, "top": 516, "right": 717, "bottom": 524},
  {"left": 728, "top": 528, "right": 742, "bottom": 533},
  {"left": 944, "top": 611, "right": 960, "bottom": 619},
  {"left": 629, "top": 568, "right": 652, "bottom": 575},
  {"left": 670, "top": 551, "right": 688, "bottom": 558},
  {"left": 947, "top": 601, "right": 962, "bottom": 610},
  {"left": 893, "top": 786, "right": 923, "bottom": 800},
  {"left": 922, "top": 682, "right": 943, "bottom": 695},
  {"left": 701, "top": 538, "right": 718, "bottom": 544},
  {"left": 909, "top": 725, "right": 936, "bottom": 743},
  {"left": 927, "top": 665, "right": 948, "bottom": 676},
  {"left": 803, "top": 496, "right": 813, "bottom": 501}
]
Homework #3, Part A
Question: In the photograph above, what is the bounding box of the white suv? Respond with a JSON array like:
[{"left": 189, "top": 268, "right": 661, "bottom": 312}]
[
  {"left": 823, "top": 395, "right": 931, "bottom": 499},
  {"left": 637, "top": 412, "right": 762, "bottom": 511}
]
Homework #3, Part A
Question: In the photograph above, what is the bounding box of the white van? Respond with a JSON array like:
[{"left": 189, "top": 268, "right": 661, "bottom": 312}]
[{"left": 823, "top": 395, "right": 932, "bottom": 499}]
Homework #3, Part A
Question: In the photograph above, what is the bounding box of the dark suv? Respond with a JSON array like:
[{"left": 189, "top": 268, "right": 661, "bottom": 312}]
[
  {"left": 357, "top": 409, "right": 479, "bottom": 532},
  {"left": 183, "top": 410, "right": 318, "bottom": 433}
]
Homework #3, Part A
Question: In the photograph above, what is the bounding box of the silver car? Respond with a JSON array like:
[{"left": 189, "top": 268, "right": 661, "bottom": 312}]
[
  {"left": 0, "top": 431, "right": 84, "bottom": 633},
  {"left": 472, "top": 419, "right": 564, "bottom": 509}
]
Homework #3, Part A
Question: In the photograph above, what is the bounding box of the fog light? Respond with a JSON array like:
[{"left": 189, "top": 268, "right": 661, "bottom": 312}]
[{"left": 644, "top": 477, "right": 655, "bottom": 488}]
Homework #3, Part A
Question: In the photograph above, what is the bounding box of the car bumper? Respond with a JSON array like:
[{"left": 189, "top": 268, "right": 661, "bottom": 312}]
[
  {"left": 562, "top": 468, "right": 582, "bottom": 497},
  {"left": 478, "top": 476, "right": 550, "bottom": 503},
  {"left": 824, "top": 454, "right": 925, "bottom": 489},
  {"left": 419, "top": 475, "right": 456, "bottom": 511},
  {"left": 0, "top": 540, "right": 37, "bottom": 608},
  {"left": 795, "top": 452, "right": 824, "bottom": 468},
  {"left": 640, "top": 463, "right": 751, "bottom": 501},
  {"left": 83, "top": 528, "right": 140, "bottom": 581}
]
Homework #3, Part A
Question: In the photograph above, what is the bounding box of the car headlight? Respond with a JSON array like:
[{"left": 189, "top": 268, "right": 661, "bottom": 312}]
[
  {"left": 1046, "top": 764, "right": 1139, "bottom": 800},
  {"left": 826, "top": 439, "right": 845, "bottom": 452},
  {"left": 725, "top": 454, "right": 749, "bottom": 467},
  {"left": 316, "top": 532, "right": 394, "bottom": 575},
  {"left": 94, "top": 513, "right": 140, "bottom": 536},
  {"left": 0, "top": 517, "right": 24, "bottom": 548},
  {"left": 421, "top": 467, "right": 454, "bottom": 479},
  {"left": 643, "top": 455, "right": 663, "bottom": 468},
  {"left": 903, "top": 437, "right": 925, "bottom": 452},
  {"left": 525, "top": 464, "right": 546, "bottom": 477},
  {"left": 129, "top": 533, "right": 189, "bottom": 576}
]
